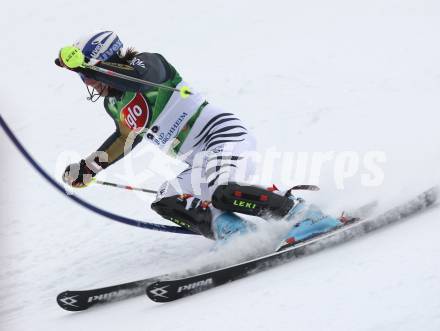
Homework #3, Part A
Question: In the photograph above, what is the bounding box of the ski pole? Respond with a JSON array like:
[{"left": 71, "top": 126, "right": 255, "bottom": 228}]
[
  {"left": 94, "top": 180, "right": 318, "bottom": 195},
  {"left": 59, "top": 46, "right": 193, "bottom": 99},
  {"left": 93, "top": 180, "right": 318, "bottom": 195},
  {"left": 85, "top": 64, "right": 192, "bottom": 99},
  {"left": 94, "top": 179, "right": 157, "bottom": 194}
]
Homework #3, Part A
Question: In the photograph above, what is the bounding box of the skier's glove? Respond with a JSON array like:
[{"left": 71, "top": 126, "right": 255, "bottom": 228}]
[{"left": 63, "top": 160, "right": 96, "bottom": 188}]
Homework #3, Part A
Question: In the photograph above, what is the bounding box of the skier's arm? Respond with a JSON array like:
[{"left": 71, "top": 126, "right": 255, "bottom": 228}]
[
  {"left": 85, "top": 122, "right": 143, "bottom": 171},
  {"left": 63, "top": 122, "right": 143, "bottom": 188}
]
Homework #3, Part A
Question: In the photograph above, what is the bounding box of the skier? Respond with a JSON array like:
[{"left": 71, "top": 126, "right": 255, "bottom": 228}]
[{"left": 57, "top": 31, "right": 344, "bottom": 244}]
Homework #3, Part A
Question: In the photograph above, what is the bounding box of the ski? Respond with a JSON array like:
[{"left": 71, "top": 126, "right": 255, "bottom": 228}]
[
  {"left": 146, "top": 186, "right": 438, "bottom": 303},
  {"left": 57, "top": 276, "right": 164, "bottom": 311},
  {"left": 56, "top": 187, "right": 437, "bottom": 310},
  {"left": 56, "top": 200, "right": 375, "bottom": 311}
]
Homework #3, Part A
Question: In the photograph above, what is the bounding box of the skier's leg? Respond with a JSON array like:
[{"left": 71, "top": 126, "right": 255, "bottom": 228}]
[
  {"left": 183, "top": 106, "right": 342, "bottom": 242},
  {"left": 151, "top": 169, "right": 215, "bottom": 238},
  {"left": 151, "top": 165, "right": 255, "bottom": 240},
  {"left": 200, "top": 133, "right": 259, "bottom": 240},
  {"left": 151, "top": 173, "right": 256, "bottom": 241},
  {"left": 153, "top": 104, "right": 259, "bottom": 240}
]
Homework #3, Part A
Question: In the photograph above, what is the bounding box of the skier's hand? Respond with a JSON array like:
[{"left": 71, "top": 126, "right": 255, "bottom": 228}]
[{"left": 63, "top": 160, "right": 96, "bottom": 188}]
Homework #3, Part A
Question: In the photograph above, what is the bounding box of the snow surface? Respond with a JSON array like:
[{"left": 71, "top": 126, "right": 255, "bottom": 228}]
[{"left": 1, "top": 0, "right": 440, "bottom": 330}]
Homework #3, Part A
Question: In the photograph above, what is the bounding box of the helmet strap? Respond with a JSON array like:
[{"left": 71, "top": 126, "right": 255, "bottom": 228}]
[{"left": 86, "top": 85, "right": 102, "bottom": 102}]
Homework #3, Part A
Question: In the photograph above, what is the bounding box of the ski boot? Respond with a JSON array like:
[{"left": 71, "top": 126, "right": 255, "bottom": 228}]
[
  {"left": 277, "top": 191, "right": 363, "bottom": 250},
  {"left": 212, "top": 211, "right": 255, "bottom": 242},
  {"left": 276, "top": 202, "right": 343, "bottom": 251}
]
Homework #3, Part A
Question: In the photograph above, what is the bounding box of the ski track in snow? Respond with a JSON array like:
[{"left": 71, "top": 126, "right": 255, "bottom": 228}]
[{"left": 1, "top": 0, "right": 440, "bottom": 330}]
